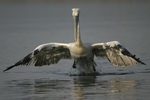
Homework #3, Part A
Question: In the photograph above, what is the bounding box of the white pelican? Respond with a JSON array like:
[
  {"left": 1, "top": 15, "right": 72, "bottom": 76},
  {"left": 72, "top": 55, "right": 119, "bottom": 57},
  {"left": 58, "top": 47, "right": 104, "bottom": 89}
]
[{"left": 3, "top": 8, "right": 145, "bottom": 72}]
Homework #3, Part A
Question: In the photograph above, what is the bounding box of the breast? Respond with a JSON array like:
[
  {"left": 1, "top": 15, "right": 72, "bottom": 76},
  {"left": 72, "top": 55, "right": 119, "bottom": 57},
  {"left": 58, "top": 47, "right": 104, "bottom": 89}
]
[{"left": 69, "top": 43, "right": 94, "bottom": 60}]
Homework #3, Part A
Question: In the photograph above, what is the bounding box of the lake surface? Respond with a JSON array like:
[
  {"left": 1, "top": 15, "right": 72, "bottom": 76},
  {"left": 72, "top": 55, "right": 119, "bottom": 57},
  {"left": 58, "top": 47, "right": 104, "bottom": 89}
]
[{"left": 0, "top": 0, "right": 150, "bottom": 100}]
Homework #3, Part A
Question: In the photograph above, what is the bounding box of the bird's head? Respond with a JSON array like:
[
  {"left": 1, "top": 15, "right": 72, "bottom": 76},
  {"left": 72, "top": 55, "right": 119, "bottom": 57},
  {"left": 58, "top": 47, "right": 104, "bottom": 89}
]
[{"left": 72, "top": 8, "right": 80, "bottom": 17}]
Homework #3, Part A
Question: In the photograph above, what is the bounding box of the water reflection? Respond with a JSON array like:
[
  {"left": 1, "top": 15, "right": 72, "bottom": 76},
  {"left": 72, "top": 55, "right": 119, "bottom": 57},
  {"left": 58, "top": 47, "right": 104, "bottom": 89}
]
[
  {"left": 108, "top": 79, "right": 136, "bottom": 93},
  {"left": 73, "top": 76, "right": 96, "bottom": 100},
  {"left": 72, "top": 76, "right": 137, "bottom": 100},
  {"left": 6, "top": 76, "right": 138, "bottom": 100},
  {"left": 107, "top": 78, "right": 137, "bottom": 99}
]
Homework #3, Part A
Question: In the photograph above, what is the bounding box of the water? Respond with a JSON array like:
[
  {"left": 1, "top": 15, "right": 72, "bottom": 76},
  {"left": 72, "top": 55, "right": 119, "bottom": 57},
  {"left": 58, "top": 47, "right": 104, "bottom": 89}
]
[{"left": 0, "top": 0, "right": 150, "bottom": 100}]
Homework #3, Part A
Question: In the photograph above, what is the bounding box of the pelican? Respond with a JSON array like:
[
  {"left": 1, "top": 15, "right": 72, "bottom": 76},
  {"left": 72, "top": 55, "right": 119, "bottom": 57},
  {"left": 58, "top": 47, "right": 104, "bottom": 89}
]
[{"left": 3, "top": 8, "right": 146, "bottom": 72}]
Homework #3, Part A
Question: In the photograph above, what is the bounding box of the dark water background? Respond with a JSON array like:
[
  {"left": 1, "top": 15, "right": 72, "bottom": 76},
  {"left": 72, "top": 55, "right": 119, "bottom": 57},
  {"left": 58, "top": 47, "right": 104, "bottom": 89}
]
[{"left": 0, "top": 0, "right": 150, "bottom": 100}]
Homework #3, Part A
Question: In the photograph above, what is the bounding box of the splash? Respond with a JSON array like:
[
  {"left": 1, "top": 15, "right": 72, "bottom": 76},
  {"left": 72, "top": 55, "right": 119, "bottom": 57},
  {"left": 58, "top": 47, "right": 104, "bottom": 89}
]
[{"left": 68, "top": 60, "right": 103, "bottom": 76}]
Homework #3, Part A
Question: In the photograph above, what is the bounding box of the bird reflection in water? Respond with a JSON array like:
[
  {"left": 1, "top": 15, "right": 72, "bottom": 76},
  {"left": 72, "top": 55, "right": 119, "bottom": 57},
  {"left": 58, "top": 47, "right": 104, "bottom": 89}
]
[
  {"left": 107, "top": 78, "right": 137, "bottom": 99},
  {"left": 7, "top": 76, "right": 137, "bottom": 100},
  {"left": 72, "top": 76, "right": 96, "bottom": 100},
  {"left": 72, "top": 76, "right": 137, "bottom": 100}
]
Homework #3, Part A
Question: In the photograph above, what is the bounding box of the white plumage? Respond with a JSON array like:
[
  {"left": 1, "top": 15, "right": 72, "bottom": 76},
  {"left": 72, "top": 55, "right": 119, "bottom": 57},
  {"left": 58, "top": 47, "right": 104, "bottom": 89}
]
[{"left": 3, "top": 8, "right": 145, "bottom": 72}]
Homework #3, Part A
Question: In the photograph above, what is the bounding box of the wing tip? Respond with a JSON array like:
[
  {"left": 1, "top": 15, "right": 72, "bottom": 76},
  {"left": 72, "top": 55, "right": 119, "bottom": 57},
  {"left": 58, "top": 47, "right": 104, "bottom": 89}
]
[
  {"left": 3, "top": 53, "right": 33, "bottom": 72},
  {"left": 139, "top": 61, "right": 146, "bottom": 65},
  {"left": 3, "top": 69, "right": 7, "bottom": 72},
  {"left": 3, "top": 69, "right": 9, "bottom": 72},
  {"left": 131, "top": 55, "right": 146, "bottom": 65},
  {"left": 3, "top": 65, "right": 15, "bottom": 72}
]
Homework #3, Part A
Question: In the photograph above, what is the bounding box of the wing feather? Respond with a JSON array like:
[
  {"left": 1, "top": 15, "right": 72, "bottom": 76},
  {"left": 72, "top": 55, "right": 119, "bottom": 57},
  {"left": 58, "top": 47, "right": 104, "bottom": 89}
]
[
  {"left": 3, "top": 43, "right": 71, "bottom": 72},
  {"left": 92, "top": 41, "right": 146, "bottom": 66}
]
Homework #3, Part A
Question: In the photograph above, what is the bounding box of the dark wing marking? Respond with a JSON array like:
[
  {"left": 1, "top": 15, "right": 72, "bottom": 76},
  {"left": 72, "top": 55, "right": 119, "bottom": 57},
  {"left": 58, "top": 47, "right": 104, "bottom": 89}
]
[
  {"left": 3, "top": 43, "right": 71, "bottom": 72},
  {"left": 92, "top": 41, "right": 146, "bottom": 66}
]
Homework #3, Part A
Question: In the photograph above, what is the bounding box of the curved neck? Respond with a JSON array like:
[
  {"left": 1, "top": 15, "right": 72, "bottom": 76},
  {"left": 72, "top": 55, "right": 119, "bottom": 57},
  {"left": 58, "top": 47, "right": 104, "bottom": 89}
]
[{"left": 73, "top": 16, "right": 82, "bottom": 44}]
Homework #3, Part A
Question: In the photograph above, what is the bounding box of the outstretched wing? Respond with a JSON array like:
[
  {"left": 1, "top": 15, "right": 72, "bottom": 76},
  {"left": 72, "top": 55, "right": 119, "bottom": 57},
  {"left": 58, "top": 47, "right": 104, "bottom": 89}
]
[
  {"left": 3, "top": 43, "right": 71, "bottom": 72},
  {"left": 92, "top": 41, "right": 146, "bottom": 66}
]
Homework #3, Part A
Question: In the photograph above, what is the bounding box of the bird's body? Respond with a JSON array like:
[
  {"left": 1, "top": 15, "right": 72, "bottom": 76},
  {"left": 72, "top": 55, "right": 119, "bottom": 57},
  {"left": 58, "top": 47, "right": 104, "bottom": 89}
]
[
  {"left": 70, "top": 42, "right": 93, "bottom": 60},
  {"left": 3, "top": 8, "right": 145, "bottom": 72}
]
